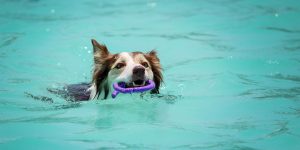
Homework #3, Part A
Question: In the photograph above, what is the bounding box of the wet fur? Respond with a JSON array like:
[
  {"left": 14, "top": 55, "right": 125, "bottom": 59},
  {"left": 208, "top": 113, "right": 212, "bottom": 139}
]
[{"left": 91, "top": 39, "right": 163, "bottom": 99}]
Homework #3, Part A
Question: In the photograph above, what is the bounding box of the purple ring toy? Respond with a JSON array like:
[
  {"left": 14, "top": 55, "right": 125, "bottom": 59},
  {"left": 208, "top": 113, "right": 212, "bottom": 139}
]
[{"left": 112, "top": 80, "right": 155, "bottom": 98}]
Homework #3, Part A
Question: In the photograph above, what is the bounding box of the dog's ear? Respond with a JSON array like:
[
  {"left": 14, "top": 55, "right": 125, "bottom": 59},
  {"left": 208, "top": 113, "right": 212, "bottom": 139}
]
[
  {"left": 91, "top": 39, "right": 110, "bottom": 63},
  {"left": 145, "top": 50, "right": 163, "bottom": 94},
  {"left": 147, "top": 50, "right": 159, "bottom": 59},
  {"left": 91, "top": 39, "right": 113, "bottom": 99}
]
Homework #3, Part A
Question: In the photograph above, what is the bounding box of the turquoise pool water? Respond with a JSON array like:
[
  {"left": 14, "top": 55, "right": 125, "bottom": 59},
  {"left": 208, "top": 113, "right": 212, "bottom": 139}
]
[{"left": 1, "top": 0, "right": 300, "bottom": 149}]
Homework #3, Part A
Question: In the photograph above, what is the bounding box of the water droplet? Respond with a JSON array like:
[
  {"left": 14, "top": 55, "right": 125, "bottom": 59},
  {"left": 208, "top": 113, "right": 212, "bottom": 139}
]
[
  {"left": 57, "top": 62, "right": 61, "bottom": 66},
  {"left": 267, "top": 59, "right": 279, "bottom": 64},
  {"left": 50, "top": 9, "right": 56, "bottom": 13},
  {"left": 274, "top": 13, "right": 279, "bottom": 17},
  {"left": 84, "top": 46, "right": 88, "bottom": 50},
  {"left": 147, "top": 2, "right": 157, "bottom": 8},
  {"left": 87, "top": 50, "right": 91, "bottom": 53},
  {"left": 177, "top": 84, "right": 185, "bottom": 95}
]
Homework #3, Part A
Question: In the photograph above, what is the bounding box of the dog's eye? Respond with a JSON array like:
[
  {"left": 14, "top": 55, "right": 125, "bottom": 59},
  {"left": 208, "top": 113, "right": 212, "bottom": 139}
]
[
  {"left": 115, "top": 62, "right": 126, "bottom": 69},
  {"left": 141, "top": 62, "right": 149, "bottom": 68}
]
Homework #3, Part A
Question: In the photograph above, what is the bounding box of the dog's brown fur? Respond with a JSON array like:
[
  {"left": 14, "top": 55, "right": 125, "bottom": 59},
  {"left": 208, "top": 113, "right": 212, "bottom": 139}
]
[{"left": 143, "top": 51, "right": 163, "bottom": 94}]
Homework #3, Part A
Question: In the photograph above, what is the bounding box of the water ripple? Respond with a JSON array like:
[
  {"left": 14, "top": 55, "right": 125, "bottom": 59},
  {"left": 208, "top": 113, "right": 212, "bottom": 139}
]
[
  {"left": 208, "top": 120, "right": 256, "bottom": 131},
  {"left": 264, "top": 27, "right": 300, "bottom": 33},
  {"left": 8, "top": 78, "right": 31, "bottom": 84},
  {"left": 239, "top": 87, "right": 300, "bottom": 99},
  {"left": 276, "top": 107, "right": 300, "bottom": 118},
  {"left": 23, "top": 103, "right": 81, "bottom": 111},
  {"left": 266, "top": 73, "right": 300, "bottom": 82},
  {"left": 24, "top": 92, "right": 53, "bottom": 103},
  {"left": 0, "top": 114, "right": 86, "bottom": 124},
  {"left": 164, "top": 57, "right": 224, "bottom": 70},
  {"left": 235, "top": 73, "right": 258, "bottom": 85},
  {"left": 102, "top": 32, "right": 217, "bottom": 41},
  {"left": 0, "top": 32, "right": 24, "bottom": 48},
  {"left": 173, "top": 140, "right": 258, "bottom": 150},
  {"left": 265, "top": 121, "right": 290, "bottom": 138},
  {"left": 0, "top": 13, "right": 89, "bottom": 21}
]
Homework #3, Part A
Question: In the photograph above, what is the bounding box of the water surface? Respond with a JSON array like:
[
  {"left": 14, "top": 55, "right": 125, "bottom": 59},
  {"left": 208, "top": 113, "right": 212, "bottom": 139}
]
[{"left": 1, "top": 0, "right": 300, "bottom": 149}]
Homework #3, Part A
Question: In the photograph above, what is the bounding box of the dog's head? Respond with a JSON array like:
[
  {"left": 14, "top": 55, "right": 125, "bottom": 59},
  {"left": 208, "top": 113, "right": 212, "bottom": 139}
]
[{"left": 90, "top": 39, "right": 163, "bottom": 99}]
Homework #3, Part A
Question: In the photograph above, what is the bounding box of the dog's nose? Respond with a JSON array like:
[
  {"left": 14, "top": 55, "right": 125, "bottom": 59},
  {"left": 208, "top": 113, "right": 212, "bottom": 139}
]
[{"left": 133, "top": 66, "right": 145, "bottom": 77}]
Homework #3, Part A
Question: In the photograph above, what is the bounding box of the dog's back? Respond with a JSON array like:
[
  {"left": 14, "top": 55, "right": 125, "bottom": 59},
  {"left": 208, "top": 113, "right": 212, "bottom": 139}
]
[{"left": 48, "top": 83, "right": 91, "bottom": 101}]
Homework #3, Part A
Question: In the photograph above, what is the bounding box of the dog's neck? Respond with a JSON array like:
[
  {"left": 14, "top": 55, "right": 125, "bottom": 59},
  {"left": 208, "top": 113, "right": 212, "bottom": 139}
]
[
  {"left": 88, "top": 79, "right": 113, "bottom": 100},
  {"left": 87, "top": 83, "right": 97, "bottom": 99}
]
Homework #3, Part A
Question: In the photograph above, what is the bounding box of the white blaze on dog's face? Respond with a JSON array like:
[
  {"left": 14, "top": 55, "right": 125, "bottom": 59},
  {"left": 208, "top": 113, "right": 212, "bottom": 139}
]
[{"left": 108, "top": 52, "right": 154, "bottom": 87}]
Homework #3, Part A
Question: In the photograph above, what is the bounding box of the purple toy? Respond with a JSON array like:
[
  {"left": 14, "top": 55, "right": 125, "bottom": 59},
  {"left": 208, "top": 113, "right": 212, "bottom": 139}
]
[{"left": 112, "top": 80, "right": 155, "bottom": 98}]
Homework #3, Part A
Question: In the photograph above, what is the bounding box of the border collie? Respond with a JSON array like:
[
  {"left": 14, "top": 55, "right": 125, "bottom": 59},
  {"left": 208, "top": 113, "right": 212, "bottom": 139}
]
[{"left": 51, "top": 39, "right": 163, "bottom": 100}]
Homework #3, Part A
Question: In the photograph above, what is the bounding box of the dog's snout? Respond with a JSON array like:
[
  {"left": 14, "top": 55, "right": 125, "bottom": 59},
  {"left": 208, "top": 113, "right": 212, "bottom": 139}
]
[{"left": 133, "top": 66, "right": 145, "bottom": 76}]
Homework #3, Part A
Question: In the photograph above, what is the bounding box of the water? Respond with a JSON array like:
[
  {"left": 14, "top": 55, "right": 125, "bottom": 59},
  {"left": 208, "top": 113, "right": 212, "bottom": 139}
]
[{"left": 1, "top": 0, "right": 300, "bottom": 149}]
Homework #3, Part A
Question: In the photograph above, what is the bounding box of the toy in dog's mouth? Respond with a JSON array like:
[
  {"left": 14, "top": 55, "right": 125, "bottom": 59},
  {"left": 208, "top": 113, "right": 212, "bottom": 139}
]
[
  {"left": 126, "top": 79, "right": 146, "bottom": 88},
  {"left": 112, "top": 80, "right": 155, "bottom": 98}
]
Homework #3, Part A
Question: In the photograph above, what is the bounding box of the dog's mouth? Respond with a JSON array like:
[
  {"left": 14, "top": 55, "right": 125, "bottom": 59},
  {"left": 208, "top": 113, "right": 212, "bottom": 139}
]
[{"left": 125, "top": 79, "right": 146, "bottom": 88}]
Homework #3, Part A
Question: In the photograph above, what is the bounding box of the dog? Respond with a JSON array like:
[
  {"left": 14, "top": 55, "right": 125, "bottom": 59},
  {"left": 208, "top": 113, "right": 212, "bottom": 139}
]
[
  {"left": 88, "top": 39, "right": 163, "bottom": 99},
  {"left": 50, "top": 39, "right": 163, "bottom": 100}
]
